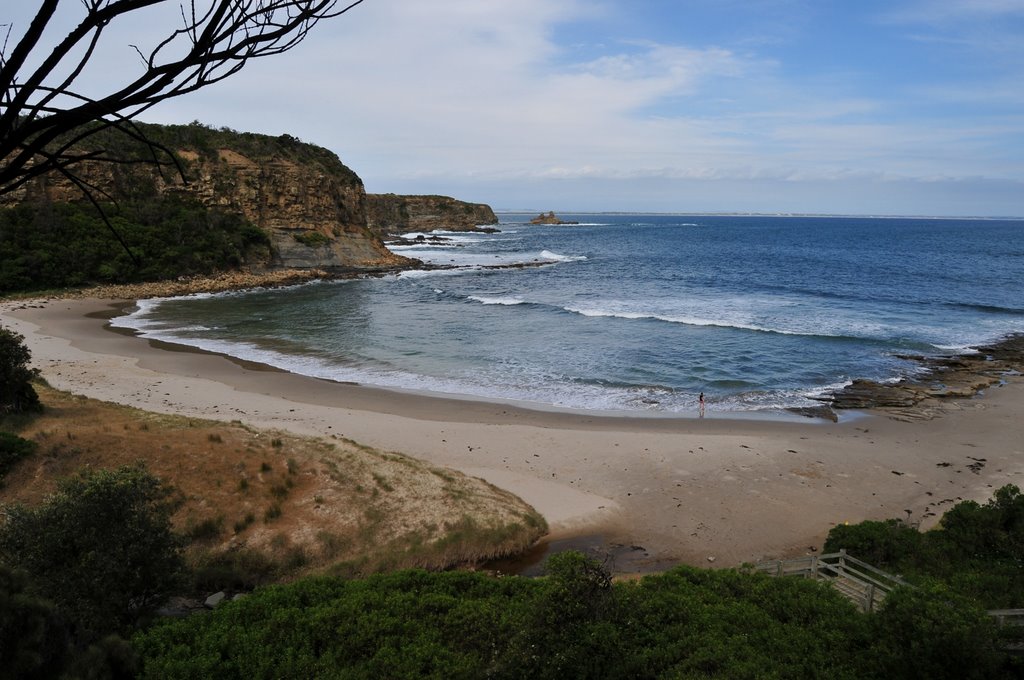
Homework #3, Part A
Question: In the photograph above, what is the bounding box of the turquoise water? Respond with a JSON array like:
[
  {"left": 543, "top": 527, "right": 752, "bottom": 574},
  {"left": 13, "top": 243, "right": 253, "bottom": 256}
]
[{"left": 113, "top": 214, "right": 1024, "bottom": 414}]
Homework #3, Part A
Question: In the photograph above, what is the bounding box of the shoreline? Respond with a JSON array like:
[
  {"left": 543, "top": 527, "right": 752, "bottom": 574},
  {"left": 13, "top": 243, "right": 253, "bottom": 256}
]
[{"left": 4, "top": 294, "right": 1024, "bottom": 569}]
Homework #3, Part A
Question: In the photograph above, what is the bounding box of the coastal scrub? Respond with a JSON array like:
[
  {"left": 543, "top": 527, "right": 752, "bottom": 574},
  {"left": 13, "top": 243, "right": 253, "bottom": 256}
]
[{"left": 0, "top": 326, "right": 41, "bottom": 414}]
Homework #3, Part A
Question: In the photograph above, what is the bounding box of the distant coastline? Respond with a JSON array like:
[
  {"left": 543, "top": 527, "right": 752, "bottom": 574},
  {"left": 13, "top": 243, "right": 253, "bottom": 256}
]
[{"left": 497, "top": 210, "right": 1024, "bottom": 220}]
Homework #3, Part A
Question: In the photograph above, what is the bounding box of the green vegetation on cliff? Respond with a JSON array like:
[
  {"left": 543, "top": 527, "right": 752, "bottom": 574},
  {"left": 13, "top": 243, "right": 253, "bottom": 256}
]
[
  {"left": 138, "top": 121, "right": 362, "bottom": 182},
  {"left": 40, "top": 120, "right": 361, "bottom": 187},
  {"left": 1, "top": 120, "right": 403, "bottom": 286},
  {"left": 0, "top": 195, "right": 270, "bottom": 292}
]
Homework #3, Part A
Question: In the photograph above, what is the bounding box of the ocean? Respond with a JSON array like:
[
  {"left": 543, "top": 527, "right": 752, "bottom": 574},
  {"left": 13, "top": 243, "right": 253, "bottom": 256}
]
[{"left": 112, "top": 214, "right": 1024, "bottom": 415}]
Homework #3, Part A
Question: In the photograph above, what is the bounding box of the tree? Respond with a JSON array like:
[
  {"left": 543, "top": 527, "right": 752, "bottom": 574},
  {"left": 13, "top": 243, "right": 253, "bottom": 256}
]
[
  {"left": 0, "top": 325, "right": 42, "bottom": 414},
  {"left": 0, "top": 565, "right": 70, "bottom": 680},
  {"left": 823, "top": 518, "right": 923, "bottom": 568},
  {"left": 0, "top": 0, "right": 367, "bottom": 254},
  {"left": 0, "top": 464, "right": 184, "bottom": 635},
  {"left": 867, "top": 584, "right": 1004, "bottom": 680}
]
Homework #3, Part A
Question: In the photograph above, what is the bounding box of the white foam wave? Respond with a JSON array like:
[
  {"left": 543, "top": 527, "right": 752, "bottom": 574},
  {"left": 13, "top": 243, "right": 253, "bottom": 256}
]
[
  {"left": 932, "top": 343, "right": 981, "bottom": 353},
  {"left": 388, "top": 243, "right": 460, "bottom": 251},
  {"left": 539, "top": 250, "right": 587, "bottom": 262},
  {"left": 401, "top": 231, "right": 496, "bottom": 245},
  {"left": 468, "top": 295, "right": 526, "bottom": 306},
  {"left": 396, "top": 268, "right": 476, "bottom": 280},
  {"left": 389, "top": 245, "right": 586, "bottom": 270},
  {"left": 562, "top": 305, "right": 795, "bottom": 335},
  {"left": 108, "top": 302, "right": 859, "bottom": 416},
  {"left": 108, "top": 306, "right": 157, "bottom": 332}
]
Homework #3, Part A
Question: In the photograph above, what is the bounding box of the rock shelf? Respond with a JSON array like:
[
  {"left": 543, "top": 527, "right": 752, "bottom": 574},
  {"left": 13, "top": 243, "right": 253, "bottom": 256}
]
[{"left": 824, "top": 334, "right": 1024, "bottom": 420}]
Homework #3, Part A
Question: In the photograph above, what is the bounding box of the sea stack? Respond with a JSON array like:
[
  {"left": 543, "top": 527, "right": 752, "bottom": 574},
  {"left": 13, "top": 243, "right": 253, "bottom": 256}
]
[{"left": 529, "top": 211, "right": 579, "bottom": 225}]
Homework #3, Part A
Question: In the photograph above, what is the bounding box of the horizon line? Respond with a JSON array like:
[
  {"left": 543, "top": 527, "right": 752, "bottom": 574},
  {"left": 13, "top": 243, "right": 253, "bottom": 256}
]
[{"left": 492, "top": 210, "right": 1024, "bottom": 220}]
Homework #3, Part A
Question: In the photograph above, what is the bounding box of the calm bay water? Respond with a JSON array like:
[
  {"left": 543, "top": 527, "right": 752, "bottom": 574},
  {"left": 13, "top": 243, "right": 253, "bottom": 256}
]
[{"left": 112, "top": 214, "right": 1024, "bottom": 414}]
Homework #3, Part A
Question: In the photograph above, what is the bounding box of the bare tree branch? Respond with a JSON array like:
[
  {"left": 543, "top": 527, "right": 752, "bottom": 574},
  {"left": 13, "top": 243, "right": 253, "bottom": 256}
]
[{"left": 0, "top": 0, "right": 367, "bottom": 197}]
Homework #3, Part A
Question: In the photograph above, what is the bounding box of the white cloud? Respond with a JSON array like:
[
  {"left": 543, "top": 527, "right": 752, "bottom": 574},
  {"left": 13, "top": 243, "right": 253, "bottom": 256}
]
[
  {"left": 144, "top": 1, "right": 763, "bottom": 184},
  {"left": 7, "top": 0, "right": 1022, "bottom": 214}
]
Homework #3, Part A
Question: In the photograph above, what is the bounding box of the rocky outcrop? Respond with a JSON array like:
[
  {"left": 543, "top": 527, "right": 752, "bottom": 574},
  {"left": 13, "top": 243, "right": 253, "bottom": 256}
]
[
  {"left": 366, "top": 193, "right": 498, "bottom": 235},
  {"left": 530, "top": 211, "right": 578, "bottom": 225},
  {"left": 824, "top": 334, "right": 1024, "bottom": 419},
  {"left": 5, "top": 123, "right": 411, "bottom": 271}
]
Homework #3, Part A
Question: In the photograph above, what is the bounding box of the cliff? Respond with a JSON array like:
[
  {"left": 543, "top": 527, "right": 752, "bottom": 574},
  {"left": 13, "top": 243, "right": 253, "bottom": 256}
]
[
  {"left": 5, "top": 122, "right": 410, "bottom": 271},
  {"left": 366, "top": 193, "right": 498, "bottom": 235}
]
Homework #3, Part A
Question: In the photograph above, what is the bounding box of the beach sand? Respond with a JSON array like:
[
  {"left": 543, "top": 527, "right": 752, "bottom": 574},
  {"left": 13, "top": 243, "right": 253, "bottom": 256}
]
[{"left": 3, "top": 297, "right": 1023, "bottom": 568}]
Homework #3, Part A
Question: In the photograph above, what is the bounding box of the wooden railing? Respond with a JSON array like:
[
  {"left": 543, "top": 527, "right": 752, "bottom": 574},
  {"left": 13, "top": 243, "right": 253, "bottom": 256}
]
[
  {"left": 990, "top": 609, "right": 1024, "bottom": 654},
  {"left": 752, "top": 549, "right": 909, "bottom": 612},
  {"left": 754, "top": 551, "right": 1024, "bottom": 653}
]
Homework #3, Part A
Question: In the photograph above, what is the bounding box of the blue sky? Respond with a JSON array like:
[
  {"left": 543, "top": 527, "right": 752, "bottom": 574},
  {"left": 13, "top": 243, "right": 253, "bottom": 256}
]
[{"left": 11, "top": 1, "right": 1024, "bottom": 215}]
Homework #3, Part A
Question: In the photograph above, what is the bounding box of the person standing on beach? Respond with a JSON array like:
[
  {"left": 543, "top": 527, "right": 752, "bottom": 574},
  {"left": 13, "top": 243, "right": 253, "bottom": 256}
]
[{"left": 699, "top": 392, "right": 705, "bottom": 417}]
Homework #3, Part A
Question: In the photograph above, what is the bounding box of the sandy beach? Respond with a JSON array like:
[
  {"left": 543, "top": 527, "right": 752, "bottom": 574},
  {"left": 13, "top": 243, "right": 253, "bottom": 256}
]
[{"left": 3, "top": 296, "right": 1023, "bottom": 568}]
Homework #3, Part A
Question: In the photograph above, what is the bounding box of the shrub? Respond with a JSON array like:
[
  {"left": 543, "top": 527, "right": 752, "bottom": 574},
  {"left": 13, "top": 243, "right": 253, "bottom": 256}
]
[
  {"left": 0, "top": 464, "right": 184, "bottom": 634},
  {"left": 0, "top": 431, "right": 36, "bottom": 480},
  {"left": 824, "top": 485, "right": 1024, "bottom": 607},
  {"left": 823, "top": 518, "right": 923, "bottom": 567},
  {"left": 183, "top": 515, "right": 224, "bottom": 542},
  {"left": 0, "top": 327, "right": 42, "bottom": 415},
  {"left": 867, "top": 584, "right": 1003, "bottom": 679},
  {"left": 190, "top": 548, "right": 279, "bottom": 593},
  {"left": 293, "top": 230, "right": 330, "bottom": 248},
  {"left": 263, "top": 503, "right": 282, "bottom": 522},
  {"left": 0, "top": 565, "right": 70, "bottom": 678},
  {"left": 938, "top": 484, "right": 1024, "bottom": 563}
]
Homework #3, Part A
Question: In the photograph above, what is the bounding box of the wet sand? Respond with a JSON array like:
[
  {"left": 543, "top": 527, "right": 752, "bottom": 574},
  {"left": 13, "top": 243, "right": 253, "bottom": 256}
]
[{"left": 4, "top": 297, "right": 1023, "bottom": 568}]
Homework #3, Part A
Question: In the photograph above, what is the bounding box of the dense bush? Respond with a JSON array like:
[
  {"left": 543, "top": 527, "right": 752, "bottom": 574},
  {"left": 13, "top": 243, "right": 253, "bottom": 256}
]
[
  {"left": 0, "top": 565, "right": 70, "bottom": 679},
  {"left": 0, "top": 196, "right": 270, "bottom": 292},
  {"left": 0, "top": 326, "right": 41, "bottom": 414},
  {"left": 825, "top": 485, "right": 1024, "bottom": 608},
  {"left": 824, "top": 518, "right": 924, "bottom": 566},
  {"left": 137, "top": 551, "right": 973, "bottom": 679},
  {"left": 0, "top": 564, "right": 141, "bottom": 679},
  {"left": 0, "top": 464, "right": 184, "bottom": 635},
  {"left": 867, "top": 584, "right": 1004, "bottom": 680}
]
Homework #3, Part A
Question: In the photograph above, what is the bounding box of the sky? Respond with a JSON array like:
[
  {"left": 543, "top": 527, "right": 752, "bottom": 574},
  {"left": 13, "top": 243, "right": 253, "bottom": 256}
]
[{"left": 9, "top": 0, "right": 1024, "bottom": 216}]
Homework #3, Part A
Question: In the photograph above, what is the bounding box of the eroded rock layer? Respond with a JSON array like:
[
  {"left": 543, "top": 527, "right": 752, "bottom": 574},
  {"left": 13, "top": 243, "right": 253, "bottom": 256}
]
[
  {"left": 366, "top": 193, "right": 498, "bottom": 235},
  {"left": 825, "top": 334, "right": 1024, "bottom": 420}
]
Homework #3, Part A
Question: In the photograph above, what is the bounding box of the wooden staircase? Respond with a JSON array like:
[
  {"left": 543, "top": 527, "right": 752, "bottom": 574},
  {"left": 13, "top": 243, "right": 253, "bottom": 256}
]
[
  {"left": 753, "top": 549, "right": 1024, "bottom": 653},
  {"left": 752, "top": 548, "right": 908, "bottom": 612}
]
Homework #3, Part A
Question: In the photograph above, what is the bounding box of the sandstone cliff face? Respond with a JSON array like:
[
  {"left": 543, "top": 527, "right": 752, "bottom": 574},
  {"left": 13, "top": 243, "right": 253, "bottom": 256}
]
[
  {"left": 172, "top": 147, "right": 408, "bottom": 270},
  {"left": 366, "top": 193, "right": 498, "bottom": 235},
  {"left": 6, "top": 124, "right": 410, "bottom": 271}
]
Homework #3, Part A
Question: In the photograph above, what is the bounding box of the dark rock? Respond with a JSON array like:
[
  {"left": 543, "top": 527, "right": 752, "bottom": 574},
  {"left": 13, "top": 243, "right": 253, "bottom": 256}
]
[
  {"left": 529, "top": 211, "right": 579, "bottom": 225},
  {"left": 786, "top": 405, "right": 838, "bottom": 422},
  {"left": 828, "top": 334, "right": 1024, "bottom": 416}
]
